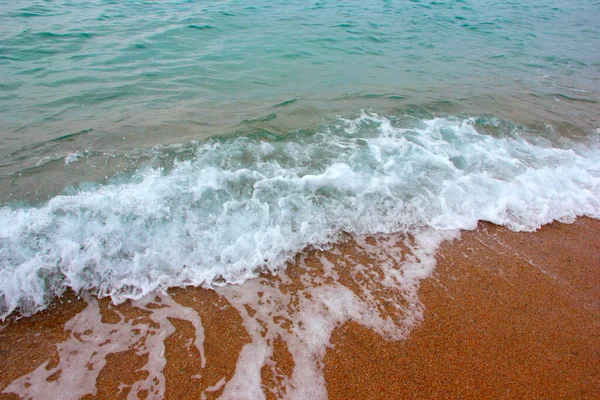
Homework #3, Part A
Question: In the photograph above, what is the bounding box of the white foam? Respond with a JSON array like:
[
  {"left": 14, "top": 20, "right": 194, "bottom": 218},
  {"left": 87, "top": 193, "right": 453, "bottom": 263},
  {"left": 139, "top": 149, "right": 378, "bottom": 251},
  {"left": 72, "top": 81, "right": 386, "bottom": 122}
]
[
  {"left": 218, "top": 229, "right": 457, "bottom": 399},
  {"left": 1, "top": 112, "right": 599, "bottom": 318},
  {"left": 4, "top": 228, "right": 455, "bottom": 399},
  {"left": 64, "top": 152, "right": 83, "bottom": 165},
  {"left": 3, "top": 293, "right": 205, "bottom": 399}
]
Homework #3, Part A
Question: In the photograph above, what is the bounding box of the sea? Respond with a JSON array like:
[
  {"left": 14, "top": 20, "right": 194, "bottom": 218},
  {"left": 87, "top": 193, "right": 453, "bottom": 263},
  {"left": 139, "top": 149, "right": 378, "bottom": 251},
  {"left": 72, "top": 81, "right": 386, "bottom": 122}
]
[
  {"left": 1, "top": 1, "right": 600, "bottom": 398},
  {"left": 1, "top": 0, "right": 599, "bottom": 320}
]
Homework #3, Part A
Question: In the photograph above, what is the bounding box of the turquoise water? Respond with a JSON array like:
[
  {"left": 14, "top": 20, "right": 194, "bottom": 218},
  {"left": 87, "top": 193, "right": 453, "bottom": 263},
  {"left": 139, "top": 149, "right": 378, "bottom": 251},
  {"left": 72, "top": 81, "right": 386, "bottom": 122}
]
[
  {"left": 1, "top": 0, "right": 600, "bottom": 318},
  {"left": 2, "top": 0, "right": 599, "bottom": 163}
]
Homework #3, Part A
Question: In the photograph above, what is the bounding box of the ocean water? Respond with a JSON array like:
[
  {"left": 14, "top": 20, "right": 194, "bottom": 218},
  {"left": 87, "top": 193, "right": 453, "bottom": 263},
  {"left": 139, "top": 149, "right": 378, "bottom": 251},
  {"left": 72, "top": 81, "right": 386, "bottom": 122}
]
[{"left": 1, "top": 0, "right": 600, "bottom": 319}]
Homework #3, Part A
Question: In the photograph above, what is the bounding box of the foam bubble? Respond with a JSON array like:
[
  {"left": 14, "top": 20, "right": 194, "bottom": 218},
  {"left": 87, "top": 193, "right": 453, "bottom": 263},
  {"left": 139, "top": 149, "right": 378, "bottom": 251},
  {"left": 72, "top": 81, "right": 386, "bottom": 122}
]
[
  {"left": 1, "top": 112, "right": 599, "bottom": 319},
  {"left": 64, "top": 152, "right": 83, "bottom": 165},
  {"left": 217, "top": 229, "right": 456, "bottom": 400},
  {"left": 4, "top": 292, "right": 205, "bottom": 399}
]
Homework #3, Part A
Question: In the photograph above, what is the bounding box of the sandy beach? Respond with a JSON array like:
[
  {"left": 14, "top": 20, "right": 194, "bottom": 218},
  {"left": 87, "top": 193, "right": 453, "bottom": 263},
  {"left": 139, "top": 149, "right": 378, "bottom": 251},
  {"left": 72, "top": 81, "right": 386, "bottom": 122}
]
[
  {"left": 2, "top": 1, "right": 600, "bottom": 399},
  {"left": 325, "top": 218, "right": 600, "bottom": 399},
  {"left": 1, "top": 218, "right": 599, "bottom": 399}
]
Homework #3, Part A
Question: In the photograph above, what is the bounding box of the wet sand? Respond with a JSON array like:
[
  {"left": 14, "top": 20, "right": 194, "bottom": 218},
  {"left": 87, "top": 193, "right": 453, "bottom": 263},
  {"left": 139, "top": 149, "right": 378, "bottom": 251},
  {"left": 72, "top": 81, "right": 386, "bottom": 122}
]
[
  {"left": 325, "top": 219, "right": 600, "bottom": 399},
  {"left": 1, "top": 218, "right": 599, "bottom": 399}
]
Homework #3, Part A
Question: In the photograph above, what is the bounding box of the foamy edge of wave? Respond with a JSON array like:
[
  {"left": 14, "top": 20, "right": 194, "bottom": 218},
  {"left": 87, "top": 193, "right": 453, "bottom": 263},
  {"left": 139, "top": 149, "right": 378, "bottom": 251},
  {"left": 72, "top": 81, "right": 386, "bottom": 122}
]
[{"left": 1, "top": 112, "right": 599, "bottom": 319}]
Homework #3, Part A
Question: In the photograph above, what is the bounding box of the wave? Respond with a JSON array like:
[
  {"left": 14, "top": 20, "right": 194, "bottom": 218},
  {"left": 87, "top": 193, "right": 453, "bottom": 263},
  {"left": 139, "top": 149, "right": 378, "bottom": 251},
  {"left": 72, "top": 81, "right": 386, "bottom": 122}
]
[{"left": 1, "top": 112, "right": 599, "bottom": 319}]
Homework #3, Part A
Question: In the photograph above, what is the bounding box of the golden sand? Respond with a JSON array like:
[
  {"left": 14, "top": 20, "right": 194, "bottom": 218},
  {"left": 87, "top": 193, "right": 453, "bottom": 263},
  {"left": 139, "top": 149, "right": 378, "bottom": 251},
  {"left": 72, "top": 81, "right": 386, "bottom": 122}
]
[{"left": 1, "top": 218, "right": 599, "bottom": 399}]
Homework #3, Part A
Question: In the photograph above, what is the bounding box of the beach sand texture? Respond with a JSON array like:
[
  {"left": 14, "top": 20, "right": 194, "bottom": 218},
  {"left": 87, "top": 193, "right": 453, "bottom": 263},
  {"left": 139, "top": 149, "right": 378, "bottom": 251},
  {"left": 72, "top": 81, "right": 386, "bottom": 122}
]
[{"left": 1, "top": 218, "right": 599, "bottom": 399}]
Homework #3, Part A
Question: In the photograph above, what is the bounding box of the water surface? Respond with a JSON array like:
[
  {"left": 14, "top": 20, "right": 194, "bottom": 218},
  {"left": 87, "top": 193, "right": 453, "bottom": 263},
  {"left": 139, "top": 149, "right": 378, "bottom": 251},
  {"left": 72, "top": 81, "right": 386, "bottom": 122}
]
[{"left": 1, "top": 0, "right": 599, "bottom": 318}]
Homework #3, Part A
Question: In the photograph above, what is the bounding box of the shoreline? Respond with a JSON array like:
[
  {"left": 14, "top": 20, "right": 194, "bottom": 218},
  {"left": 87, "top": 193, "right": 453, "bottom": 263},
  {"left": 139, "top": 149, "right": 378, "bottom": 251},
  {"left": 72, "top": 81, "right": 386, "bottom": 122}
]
[
  {"left": 325, "top": 218, "right": 600, "bottom": 399},
  {"left": 1, "top": 218, "right": 599, "bottom": 399}
]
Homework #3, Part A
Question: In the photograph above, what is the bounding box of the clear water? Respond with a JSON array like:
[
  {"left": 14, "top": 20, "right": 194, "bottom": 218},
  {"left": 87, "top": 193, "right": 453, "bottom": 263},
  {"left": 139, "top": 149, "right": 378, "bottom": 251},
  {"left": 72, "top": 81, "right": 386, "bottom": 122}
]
[
  {"left": 0, "top": 0, "right": 599, "bottom": 318},
  {"left": 2, "top": 0, "right": 599, "bottom": 160}
]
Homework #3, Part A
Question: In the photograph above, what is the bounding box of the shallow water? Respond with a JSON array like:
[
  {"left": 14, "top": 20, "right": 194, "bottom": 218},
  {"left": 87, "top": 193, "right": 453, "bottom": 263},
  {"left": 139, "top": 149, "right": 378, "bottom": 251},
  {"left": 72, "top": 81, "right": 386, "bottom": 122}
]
[
  {"left": 1, "top": 0, "right": 599, "bottom": 318},
  {"left": 2, "top": 229, "right": 452, "bottom": 399}
]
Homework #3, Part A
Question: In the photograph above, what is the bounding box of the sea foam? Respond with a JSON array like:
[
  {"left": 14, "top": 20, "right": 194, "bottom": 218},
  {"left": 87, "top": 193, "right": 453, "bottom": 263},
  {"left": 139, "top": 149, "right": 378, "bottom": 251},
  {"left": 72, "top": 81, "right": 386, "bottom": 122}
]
[
  {"left": 1, "top": 112, "right": 599, "bottom": 319},
  {"left": 3, "top": 230, "right": 455, "bottom": 400}
]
